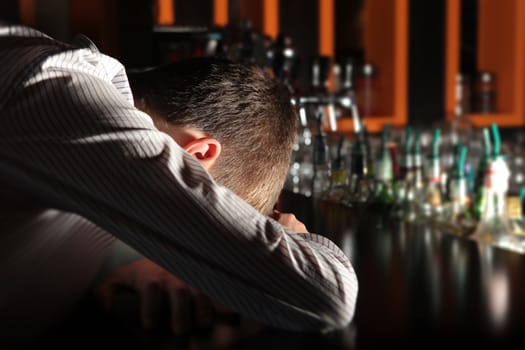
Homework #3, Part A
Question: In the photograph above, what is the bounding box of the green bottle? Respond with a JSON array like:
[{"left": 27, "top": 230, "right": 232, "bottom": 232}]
[
  {"left": 470, "top": 123, "right": 525, "bottom": 253},
  {"left": 370, "top": 124, "right": 394, "bottom": 206},
  {"left": 419, "top": 128, "right": 445, "bottom": 222},
  {"left": 391, "top": 126, "right": 413, "bottom": 219},
  {"left": 441, "top": 145, "right": 477, "bottom": 236},
  {"left": 472, "top": 127, "right": 491, "bottom": 220}
]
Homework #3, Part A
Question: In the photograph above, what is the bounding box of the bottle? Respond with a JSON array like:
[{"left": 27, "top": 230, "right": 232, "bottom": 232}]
[
  {"left": 403, "top": 128, "right": 424, "bottom": 222},
  {"left": 310, "top": 55, "right": 331, "bottom": 95},
  {"left": 441, "top": 145, "right": 477, "bottom": 236},
  {"left": 473, "top": 71, "right": 496, "bottom": 114},
  {"left": 323, "top": 136, "right": 349, "bottom": 203},
  {"left": 362, "top": 121, "right": 375, "bottom": 180},
  {"left": 399, "top": 126, "right": 414, "bottom": 183},
  {"left": 391, "top": 126, "right": 413, "bottom": 219},
  {"left": 342, "top": 126, "right": 373, "bottom": 207},
  {"left": 271, "top": 33, "right": 298, "bottom": 95},
  {"left": 356, "top": 62, "right": 378, "bottom": 116},
  {"left": 449, "top": 73, "right": 474, "bottom": 147},
  {"left": 369, "top": 124, "right": 394, "bottom": 207},
  {"left": 419, "top": 128, "right": 445, "bottom": 222},
  {"left": 311, "top": 118, "right": 331, "bottom": 199},
  {"left": 444, "top": 142, "right": 463, "bottom": 202},
  {"left": 472, "top": 127, "right": 491, "bottom": 220},
  {"left": 335, "top": 57, "right": 357, "bottom": 119},
  {"left": 412, "top": 128, "right": 425, "bottom": 191},
  {"left": 470, "top": 124, "right": 525, "bottom": 253},
  {"left": 285, "top": 123, "right": 312, "bottom": 195}
]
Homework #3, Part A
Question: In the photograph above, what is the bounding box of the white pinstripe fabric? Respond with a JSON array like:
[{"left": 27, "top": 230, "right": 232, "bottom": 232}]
[{"left": 0, "top": 25, "right": 358, "bottom": 332}]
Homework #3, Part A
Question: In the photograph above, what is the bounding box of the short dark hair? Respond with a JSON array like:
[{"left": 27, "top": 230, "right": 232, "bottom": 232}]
[{"left": 129, "top": 57, "right": 298, "bottom": 215}]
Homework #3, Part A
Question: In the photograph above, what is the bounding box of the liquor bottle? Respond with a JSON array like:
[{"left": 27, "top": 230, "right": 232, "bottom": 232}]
[
  {"left": 412, "top": 128, "right": 425, "bottom": 192},
  {"left": 449, "top": 73, "right": 474, "bottom": 149},
  {"left": 311, "top": 117, "right": 331, "bottom": 199},
  {"left": 402, "top": 128, "right": 424, "bottom": 222},
  {"left": 472, "top": 127, "right": 491, "bottom": 220},
  {"left": 470, "top": 124, "right": 525, "bottom": 253},
  {"left": 323, "top": 136, "right": 349, "bottom": 203},
  {"left": 335, "top": 57, "right": 357, "bottom": 119},
  {"left": 355, "top": 62, "right": 378, "bottom": 116},
  {"left": 441, "top": 145, "right": 477, "bottom": 236},
  {"left": 362, "top": 121, "right": 375, "bottom": 180},
  {"left": 369, "top": 124, "right": 394, "bottom": 207},
  {"left": 285, "top": 125, "right": 312, "bottom": 194},
  {"left": 419, "top": 128, "right": 445, "bottom": 222},
  {"left": 342, "top": 126, "right": 373, "bottom": 207},
  {"left": 271, "top": 33, "right": 298, "bottom": 95},
  {"left": 444, "top": 142, "right": 463, "bottom": 201},
  {"left": 399, "top": 125, "right": 414, "bottom": 183},
  {"left": 473, "top": 71, "right": 496, "bottom": 114},
  {"left": 391, "top": 126, "right": 413, "bottom": 219}
]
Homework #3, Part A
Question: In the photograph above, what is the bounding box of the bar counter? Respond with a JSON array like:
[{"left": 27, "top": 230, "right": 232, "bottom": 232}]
[
  {"left": 29, "top": 190, "right": 525, "bottom": 350},
  {"left": 277, "top": 190, "right": 525, "bottom": 349}
]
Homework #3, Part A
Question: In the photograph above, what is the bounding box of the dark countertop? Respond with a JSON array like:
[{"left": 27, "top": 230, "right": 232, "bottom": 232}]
[
  {"left": 277, "top": 190, "right": 525, "bottom": 349},
  {"left": 17, "top": 190, "right": 525, "bottom": 350}
]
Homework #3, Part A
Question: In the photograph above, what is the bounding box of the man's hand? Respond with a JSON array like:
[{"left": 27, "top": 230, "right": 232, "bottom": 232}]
[
  {"left": 271, "top": 210, "right": 309, "bottom": 233},
  {"left": 94, "top": 258, "right": 231, "bottom": 334}
]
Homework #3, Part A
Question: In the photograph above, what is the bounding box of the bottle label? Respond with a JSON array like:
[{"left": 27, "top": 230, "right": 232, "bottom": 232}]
[{"left": 507, "top": 196, "right": 522, "bottom": 220}]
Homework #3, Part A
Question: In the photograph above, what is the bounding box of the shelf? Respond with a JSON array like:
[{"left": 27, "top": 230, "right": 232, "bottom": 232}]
[
  {"left": 211, "top": 0, "right": 409, "bottom": 134},
  {"left": 445, "top": 0, "right": 525, "bottom": 127}
]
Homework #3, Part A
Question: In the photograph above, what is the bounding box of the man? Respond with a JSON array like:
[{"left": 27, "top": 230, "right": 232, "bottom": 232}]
[
  {"left": 0, "top": 24, "right": 357, "bottom": 343},
  {"left": 1, "top": 56, "right": 308, "bottom": 346},
  {"left": 95, "top": 57, "right": 310, "bottom": 334}
]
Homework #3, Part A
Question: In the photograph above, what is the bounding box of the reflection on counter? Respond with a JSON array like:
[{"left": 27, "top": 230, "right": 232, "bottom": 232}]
[{"left": 278, "top": 189, "right": 525, "bottom": 346}]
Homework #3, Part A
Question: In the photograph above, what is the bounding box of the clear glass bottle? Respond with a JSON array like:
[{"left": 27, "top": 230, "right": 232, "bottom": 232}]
[
  {"left": 472, "top": 127, "right": 491, "bottom": 220},
  {"left": 311, "top": 118, "right": 331, "bottom": 199},
  {"left": 444, "top": 142, "right": 463, "bottom": 201},
  {"left": 322, "top": 136, "right": 349, "bottom": 203},
  {"left": 342, "top": 128, "right": 373, "bottom": 207},
  {"left": 334, "top": 57, "right": 357, "bottom": 119},
  {"left": 402, "top": 128, "right": 424, "bottom": 222},
  {"left": 470, "top": 124, "right": 525, "bottom": 253},
  {"left": 391, "top": 126, "right": 414, "bottom": 219},
  {"left": 473, "top": 71, "right": 496, "bottom": 114},
  {"left": 449, "top": 73, "right": 474, "bottom": 148},
  {"left": 355, "top": 62, "right": 378, "bottom": 116},
  {"left": 441, "top": 145, "right": 477, "bottom": 237},
  {"left": 419, "top": 128, "right": 445, "bottom": 222},
  {"left": 370, "top": 124, "right": 394, "bottom": 207}
]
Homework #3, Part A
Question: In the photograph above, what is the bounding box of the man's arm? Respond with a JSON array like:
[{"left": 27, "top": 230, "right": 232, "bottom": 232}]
[{"left": 0, "top": 26, "right": 357, "bottom": 332}]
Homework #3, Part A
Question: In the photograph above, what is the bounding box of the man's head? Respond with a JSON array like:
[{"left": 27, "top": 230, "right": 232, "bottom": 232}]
[{"left": 129, "top": 57, "right": 298, "bottom": 215}]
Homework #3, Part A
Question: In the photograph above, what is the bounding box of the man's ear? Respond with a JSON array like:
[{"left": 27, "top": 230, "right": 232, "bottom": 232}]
[{"left": 183, "top": 137, "right": 221, "bottom": 170}]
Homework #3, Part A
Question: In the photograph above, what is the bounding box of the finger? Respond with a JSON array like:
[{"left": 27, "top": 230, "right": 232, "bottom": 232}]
[
  {"left": 278, "top": 213, "right": 308, "bottom": 233},
  {"left": 140, "top": 282, "right": 164, "bottom": 330},
  {"left": 169, "top": 287, "right": 193, "bottom": 334}
]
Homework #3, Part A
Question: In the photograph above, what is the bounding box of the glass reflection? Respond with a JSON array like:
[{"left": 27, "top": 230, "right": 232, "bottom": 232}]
[{"left": 477, "top": 244, "right": 510, "bottom": 334}]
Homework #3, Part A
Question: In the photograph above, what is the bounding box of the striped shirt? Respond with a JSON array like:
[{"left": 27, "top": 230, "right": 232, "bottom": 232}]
[{"left": 0, "top": 25, "right": 358, "bottom": 332}]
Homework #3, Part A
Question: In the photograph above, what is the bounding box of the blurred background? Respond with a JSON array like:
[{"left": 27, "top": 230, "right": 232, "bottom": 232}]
[{"left": 2, "top": 0, "right": 525, "bottom": 224}]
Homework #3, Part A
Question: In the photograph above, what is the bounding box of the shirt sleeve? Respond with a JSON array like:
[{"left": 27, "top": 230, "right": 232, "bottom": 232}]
[{"left": 0, "top": 26, "right": 358, "bottom": 332}]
